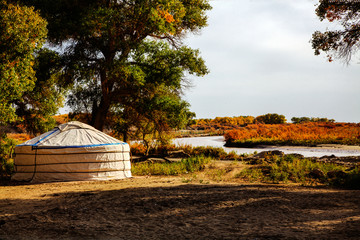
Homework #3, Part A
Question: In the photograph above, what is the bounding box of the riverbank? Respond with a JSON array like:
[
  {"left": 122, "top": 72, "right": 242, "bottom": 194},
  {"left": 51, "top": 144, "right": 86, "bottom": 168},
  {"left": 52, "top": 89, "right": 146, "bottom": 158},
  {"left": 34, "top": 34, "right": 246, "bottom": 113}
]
[{"left": 173, "top": 136, "right": 360, "bottom": 157}]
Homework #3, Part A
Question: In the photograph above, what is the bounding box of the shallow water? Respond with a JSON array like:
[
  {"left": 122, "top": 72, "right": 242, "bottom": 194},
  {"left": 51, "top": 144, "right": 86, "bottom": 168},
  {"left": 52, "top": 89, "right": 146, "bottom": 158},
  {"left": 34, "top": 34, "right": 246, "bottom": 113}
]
[{"left": 173, "top": 136, "right": 360, "bottom": 157}]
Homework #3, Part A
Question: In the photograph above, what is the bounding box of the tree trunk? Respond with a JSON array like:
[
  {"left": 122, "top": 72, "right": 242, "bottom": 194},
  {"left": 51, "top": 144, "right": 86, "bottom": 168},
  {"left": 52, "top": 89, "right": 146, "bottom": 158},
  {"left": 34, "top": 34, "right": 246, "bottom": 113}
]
[
  {"left": 122, "top": 128, "right": 128, "bottom": 143},
  {"left": 91, "top": 66, "right": 112, "bottom": 131},
  {"left": 91, "top": 98, "right": 110, "bottom": 131}
]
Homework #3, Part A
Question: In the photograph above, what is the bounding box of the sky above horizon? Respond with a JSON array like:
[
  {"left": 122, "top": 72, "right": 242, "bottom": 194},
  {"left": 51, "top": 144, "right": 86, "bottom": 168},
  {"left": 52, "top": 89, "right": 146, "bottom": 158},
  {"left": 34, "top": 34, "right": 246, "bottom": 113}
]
[{"left": 183, "top": 0, "right": 360, "bottom": 123}]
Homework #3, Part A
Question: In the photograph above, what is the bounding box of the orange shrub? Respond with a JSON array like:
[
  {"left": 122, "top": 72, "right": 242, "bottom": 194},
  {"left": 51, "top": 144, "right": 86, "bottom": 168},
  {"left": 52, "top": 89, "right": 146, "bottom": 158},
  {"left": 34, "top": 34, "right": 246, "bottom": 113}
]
[
  {"left": 130, "top": 142, "right": 147, "bottom": 155},
  {"left": 225, "top": 122, "right": 360, "bottom": 145}
]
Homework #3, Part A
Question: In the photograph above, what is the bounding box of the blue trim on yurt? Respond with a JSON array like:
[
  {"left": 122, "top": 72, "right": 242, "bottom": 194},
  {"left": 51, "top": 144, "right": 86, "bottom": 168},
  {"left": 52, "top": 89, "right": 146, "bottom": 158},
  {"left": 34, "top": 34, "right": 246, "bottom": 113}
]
[
  {"left": 33, "top": 128, "right": 59, "bottom": 146},
  {"left": 16, "top": 128, "right": 59, "bottom": 147},
  {"left": 33, "top": 142, "right": 128, "bottom": 149}
]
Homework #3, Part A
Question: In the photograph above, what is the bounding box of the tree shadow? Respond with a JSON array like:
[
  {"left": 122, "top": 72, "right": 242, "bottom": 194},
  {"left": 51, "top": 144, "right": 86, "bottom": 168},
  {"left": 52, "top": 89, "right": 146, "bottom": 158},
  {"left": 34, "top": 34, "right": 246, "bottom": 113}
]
[{"left": 0, "top": 184, "right": 359, "bottom": 239}]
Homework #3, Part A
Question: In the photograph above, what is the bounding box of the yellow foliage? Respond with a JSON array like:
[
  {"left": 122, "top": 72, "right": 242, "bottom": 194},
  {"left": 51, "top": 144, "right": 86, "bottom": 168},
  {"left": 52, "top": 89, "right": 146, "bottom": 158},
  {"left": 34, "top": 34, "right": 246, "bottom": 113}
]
[{"left": 157, "top": 8, "right": 175, "bottom": 23}]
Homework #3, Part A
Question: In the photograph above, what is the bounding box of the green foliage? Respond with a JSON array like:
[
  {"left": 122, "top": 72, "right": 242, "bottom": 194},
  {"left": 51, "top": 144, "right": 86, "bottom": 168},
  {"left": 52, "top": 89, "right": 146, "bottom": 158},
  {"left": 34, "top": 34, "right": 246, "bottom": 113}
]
[
  {"left": 190, "top": 116, "right": 255, "bottom": 132},
  {"left": 0, "top": 1, "right": 49, "bottom": 175},
  {"left": 0, "top": 1, "right": 47, "bottom": 126},
  {"left": 188, "top": 146, "right": 229, "bottom": 159},
  {"left": 236, "top": 155, "right": 360, "bottom": 188},
  {"left": 130, "top": 143, "right": 247, "bottom": 160},
  {"left": 235, "top": 168, "right": 264, "bottom": 182},
  {"left": 13, "top": 48, "right": 66, "bottom": 135},
  {"left": 343, "top": 168, "right": 360, "bottom": 189},
  {"left": 106, "top": 39, "right": 206, "bottom": 146},
  {"left": 132, "top": 161, "right": 184, "bottom": 176},
  {"left": 291, "top": 117, "right": 335, "bottom": 124},
  {"left": 327, "top": 167, "right": 360, "bottom": 189},
  {"left": 131, "top": 155, "right": 212, "bottom": 176},
  {"left": 109, "top": 42, "right": 202, "bottom": 142},
  {"left": 21, "top": 0, "right": 211, "bottom": 131},
  {"left": 182, "top": 155, "right": 211, "bottom": 172},
  {"left": 268, "top": 157, "right": 324, "bottom": 183},
  {"left": 76, "top": 39, "right": 202, "bottom": 142},
  {"left": 169, "top": 145, "right": 246, "bottom": 160},
  {"left": 255, "top": 113, "right": 286, "bottom": 124},
  {"left": 205, "top": 168, "right": 227, "bottom": 182},
  {"left": 0, "top": 134, "right": 17, "bottom": 178}
]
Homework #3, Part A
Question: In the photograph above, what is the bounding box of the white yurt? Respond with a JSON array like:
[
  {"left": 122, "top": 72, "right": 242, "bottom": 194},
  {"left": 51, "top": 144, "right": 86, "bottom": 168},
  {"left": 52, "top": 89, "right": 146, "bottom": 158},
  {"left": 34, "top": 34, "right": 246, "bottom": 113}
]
[{"left": 12, "top": 121, "right": 131, "bottom": 182}]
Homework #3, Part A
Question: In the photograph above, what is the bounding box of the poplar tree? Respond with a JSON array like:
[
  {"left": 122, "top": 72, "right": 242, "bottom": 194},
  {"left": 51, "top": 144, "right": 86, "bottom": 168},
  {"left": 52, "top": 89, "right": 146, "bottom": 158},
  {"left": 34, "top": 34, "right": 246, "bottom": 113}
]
[{"left": 22, "top": 0, "right": 211, "bottom": 131}]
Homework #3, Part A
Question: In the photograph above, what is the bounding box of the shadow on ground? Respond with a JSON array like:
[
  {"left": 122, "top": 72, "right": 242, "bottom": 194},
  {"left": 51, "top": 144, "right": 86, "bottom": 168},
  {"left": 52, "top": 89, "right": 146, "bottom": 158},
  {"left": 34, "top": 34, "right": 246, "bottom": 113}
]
[{"left": 1, "top": 183, "right": 360, "bottom": 239}]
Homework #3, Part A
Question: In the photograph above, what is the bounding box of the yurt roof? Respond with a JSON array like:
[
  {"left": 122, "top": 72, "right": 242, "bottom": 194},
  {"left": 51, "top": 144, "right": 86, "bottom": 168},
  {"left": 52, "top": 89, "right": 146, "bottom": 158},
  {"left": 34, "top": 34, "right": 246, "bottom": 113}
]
[{"left": 18, "top": 121, "right": 126, "bottom": 149}]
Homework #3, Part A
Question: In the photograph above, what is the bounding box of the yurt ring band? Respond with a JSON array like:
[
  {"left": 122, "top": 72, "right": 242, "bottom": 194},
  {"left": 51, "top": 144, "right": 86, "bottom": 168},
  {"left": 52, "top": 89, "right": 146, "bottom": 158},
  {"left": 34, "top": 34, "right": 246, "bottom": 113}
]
[
  {"left": 14, "top": 159, "right": 129, "bottom": 167},
  {"left": 14, "top": 170, "right": 130, "bottom": 174},
  {"left": 15, "top": 151, "right": 128, "bottom": 156}
]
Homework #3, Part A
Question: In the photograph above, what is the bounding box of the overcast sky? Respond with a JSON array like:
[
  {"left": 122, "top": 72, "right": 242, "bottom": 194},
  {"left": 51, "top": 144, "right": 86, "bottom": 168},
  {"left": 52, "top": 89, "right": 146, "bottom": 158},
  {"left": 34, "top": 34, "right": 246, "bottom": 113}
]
[{"left": 183, "top": 0, "right": 360, "bottom": 123}]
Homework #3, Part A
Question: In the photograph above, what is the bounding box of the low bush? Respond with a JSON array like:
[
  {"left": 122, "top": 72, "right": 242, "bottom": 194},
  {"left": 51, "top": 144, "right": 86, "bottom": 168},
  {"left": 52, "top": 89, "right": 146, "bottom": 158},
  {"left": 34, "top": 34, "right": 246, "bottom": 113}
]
[
  {"left": 267, "top": 156, "right": 344, "bottom": 184},
  {"left": 0, "top": 136, "right": 18, "bottom": 179},
  {"left": 235, "top": 168, "right": 264, "bottom": 182},
  {"left": 235, "top": 155, "right": 358, "bottom": 188},
  {"left": 132, "top": 155, "right": 212, "bottom": 176},
  {"left": 130, "top": 142, "right": 148, "bottom": 156},
  {"left": 328, "top": 167, "right": 360, "bottom": 189},
  {"left": 130, "top": 143, "right": 247, "bottom": 160}
]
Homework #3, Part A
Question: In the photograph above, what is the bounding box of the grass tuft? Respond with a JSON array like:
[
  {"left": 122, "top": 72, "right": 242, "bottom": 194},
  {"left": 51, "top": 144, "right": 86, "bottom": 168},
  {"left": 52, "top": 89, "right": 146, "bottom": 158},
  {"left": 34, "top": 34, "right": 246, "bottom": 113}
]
[
  {"left": 235, "top": 155, "right": 359, "bottom": 188},
  {"left": 132, "top": 155, "right": 212, "bottom": 176}
]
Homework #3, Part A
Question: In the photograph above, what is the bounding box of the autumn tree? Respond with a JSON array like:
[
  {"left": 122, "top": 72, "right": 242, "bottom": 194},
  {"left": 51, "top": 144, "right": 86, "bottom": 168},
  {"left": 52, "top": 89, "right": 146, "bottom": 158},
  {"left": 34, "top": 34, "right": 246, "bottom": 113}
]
[
  {"left": 312, "top": 0, "right": 360, "bottom": 63},
  {"left": 21, "top": 0, "right": 211, "bottom": 131},
  {"left": 255, "top": 113, "right": 287, "bottom": 124}
]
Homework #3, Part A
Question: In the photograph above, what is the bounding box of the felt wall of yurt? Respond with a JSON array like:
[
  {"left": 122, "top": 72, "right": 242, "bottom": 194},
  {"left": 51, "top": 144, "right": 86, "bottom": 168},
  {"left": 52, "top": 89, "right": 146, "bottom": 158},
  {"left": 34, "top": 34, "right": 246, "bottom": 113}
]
[{"left": 12, "top": 121, "right": 131, "bottom": 182}]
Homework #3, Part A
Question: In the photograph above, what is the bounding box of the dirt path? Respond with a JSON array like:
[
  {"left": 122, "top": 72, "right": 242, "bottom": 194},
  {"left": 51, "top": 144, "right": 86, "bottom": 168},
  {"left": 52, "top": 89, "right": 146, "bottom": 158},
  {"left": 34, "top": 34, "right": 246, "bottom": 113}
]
[{"left": 1, "top": 172, "right": 360, "bottom": 239}]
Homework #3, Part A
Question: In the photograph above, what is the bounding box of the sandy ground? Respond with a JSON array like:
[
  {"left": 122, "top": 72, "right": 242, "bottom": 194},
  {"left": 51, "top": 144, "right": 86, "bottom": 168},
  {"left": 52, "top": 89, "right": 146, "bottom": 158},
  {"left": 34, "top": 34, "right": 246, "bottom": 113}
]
[
  {"left": 277, "top": 144, "right": 360, "bottom": 152},
  {"left": 1, "top": 162, "right": 360, "bottom": 240},
  {"left": 316, "top": 144, "right": 360, "bottom": 150}
]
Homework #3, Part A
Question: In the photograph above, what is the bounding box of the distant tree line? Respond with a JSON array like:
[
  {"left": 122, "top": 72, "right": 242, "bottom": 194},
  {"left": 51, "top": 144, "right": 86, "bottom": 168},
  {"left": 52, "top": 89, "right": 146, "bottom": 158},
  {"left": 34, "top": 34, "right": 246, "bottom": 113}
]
[
  {"left": 291, "top": 117, "right": 335, "bottom": 124},
  {"left": 190, "top": 113, "right": 338, "bottom": 131}
]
